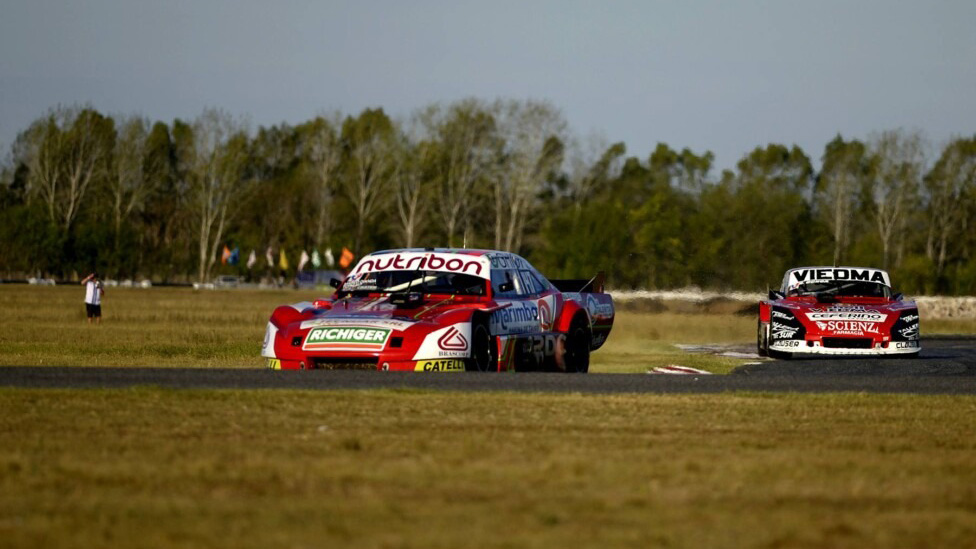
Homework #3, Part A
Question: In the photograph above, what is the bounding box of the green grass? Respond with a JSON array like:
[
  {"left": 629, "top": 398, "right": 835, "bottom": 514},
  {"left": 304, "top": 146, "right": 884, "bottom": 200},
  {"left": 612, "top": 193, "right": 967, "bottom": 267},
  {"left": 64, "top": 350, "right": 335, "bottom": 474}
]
[{"left": 2, "top": 389, "right": 975, "bottom": 548}]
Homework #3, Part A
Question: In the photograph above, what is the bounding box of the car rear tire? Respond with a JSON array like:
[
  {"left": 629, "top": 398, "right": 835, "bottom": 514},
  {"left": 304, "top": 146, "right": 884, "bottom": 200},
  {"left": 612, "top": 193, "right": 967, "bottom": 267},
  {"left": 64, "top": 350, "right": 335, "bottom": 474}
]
[
  {"left": 564, "top": 318, "right": 590, "bottom": 373},
  {"left": 468, "top": 321, "right": 497, "bottom": 372}
]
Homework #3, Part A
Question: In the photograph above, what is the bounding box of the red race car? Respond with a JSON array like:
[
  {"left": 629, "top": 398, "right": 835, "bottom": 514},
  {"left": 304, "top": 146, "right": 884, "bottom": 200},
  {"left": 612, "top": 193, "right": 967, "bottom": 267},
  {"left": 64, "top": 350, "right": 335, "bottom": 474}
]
[
  {"left": 758, "top": 266, "right": 920, "bottom": 358},
  {"left": 261, "top": 249, "right": 614, "bottom": 372}
]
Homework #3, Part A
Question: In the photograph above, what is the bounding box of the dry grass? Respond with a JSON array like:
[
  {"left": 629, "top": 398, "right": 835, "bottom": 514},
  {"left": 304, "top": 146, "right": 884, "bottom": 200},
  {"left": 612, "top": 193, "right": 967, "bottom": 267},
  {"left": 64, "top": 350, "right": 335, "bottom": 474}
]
[
  {"left": 3, "top": 286, "right": 976, "bottom": 547},
  {"left": 1, "top": 286, "right": 973, "bottom": 373},
  {"left": 0, "top": 286, "right": 315, "bottom": 367},
  {"left": 2, "top": 389, "right": 975, "bottom": 548}
]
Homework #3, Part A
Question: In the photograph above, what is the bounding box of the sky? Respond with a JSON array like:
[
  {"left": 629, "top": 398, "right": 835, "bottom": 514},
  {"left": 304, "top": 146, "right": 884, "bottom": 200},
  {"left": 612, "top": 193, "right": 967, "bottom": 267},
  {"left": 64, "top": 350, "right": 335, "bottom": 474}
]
[{"left": 1, "top": 0, "right": 974, "bottom": 172}]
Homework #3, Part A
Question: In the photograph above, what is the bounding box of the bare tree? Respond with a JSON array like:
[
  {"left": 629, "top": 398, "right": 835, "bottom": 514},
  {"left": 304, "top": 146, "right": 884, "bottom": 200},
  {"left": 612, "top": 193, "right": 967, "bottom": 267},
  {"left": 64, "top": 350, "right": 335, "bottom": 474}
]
[
  {"left": 925, "top": 136, "right": 976, "bottom": 278},
  {"left": 566, "top": 133, "right": 625, "bottom": 209},
  {"left": 305, "top": 114, "right": 342, "bottom": 249},
  {"left": 17, "top": 106, "right": 112, "bottom": 232},
  {"left": 178, "top": 108, "right": 251, "bottom": 282},
  {"left": 423, "top": 99, "right": 496, "bottom": 247},
  {"left": 868, "top": 129, "right": 926, "bottom": 269},
  {"left": 109, "top": 115, "right": 168, "bottom": 257},
  {"left": 492, "top": 99, "right": 566, "bottom": 251},
  {"left": 339, "top": 109, "right": 395, "bottom": 254},
  {"left": 391, "top": 117, "right": 433, "bottom": 248},
  {"left": 815, "top": 137, "right": 868, "bottom": 265}
]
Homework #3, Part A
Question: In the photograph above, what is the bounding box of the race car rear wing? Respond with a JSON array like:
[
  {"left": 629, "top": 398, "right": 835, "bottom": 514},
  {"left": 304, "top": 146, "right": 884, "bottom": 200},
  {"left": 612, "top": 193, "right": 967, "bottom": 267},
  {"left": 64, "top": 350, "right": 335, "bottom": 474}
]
[{"left": 549, "top": 271, "right": 606, "bottom": 294}]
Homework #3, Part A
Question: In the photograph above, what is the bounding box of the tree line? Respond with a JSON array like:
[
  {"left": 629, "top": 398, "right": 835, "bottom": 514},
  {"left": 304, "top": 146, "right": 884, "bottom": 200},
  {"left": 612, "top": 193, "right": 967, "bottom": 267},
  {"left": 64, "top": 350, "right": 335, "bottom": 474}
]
[{"left": 1, "top": 99, "right": 975, "bottom": 294}]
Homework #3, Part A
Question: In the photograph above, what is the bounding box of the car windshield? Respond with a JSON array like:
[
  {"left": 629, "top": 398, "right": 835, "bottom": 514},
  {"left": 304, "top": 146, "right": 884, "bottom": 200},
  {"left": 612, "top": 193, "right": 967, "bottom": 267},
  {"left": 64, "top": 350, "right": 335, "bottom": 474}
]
[
  {"left": 789, "top": 280, "right": 891, "bottom": 299},
  {"left": 338, "top": 270, "right": 486, "bottom": 297}
]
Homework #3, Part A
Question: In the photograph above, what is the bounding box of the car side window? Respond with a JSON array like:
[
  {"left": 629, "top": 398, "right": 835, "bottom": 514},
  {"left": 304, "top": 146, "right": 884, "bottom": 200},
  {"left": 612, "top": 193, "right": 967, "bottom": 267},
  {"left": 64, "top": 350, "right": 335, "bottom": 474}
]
[
  {"left": 491, "top": 269, "right": 518, "bottom": 298},
  {"left": 518, "top": 270, "right": 542, "bottom": 296}
]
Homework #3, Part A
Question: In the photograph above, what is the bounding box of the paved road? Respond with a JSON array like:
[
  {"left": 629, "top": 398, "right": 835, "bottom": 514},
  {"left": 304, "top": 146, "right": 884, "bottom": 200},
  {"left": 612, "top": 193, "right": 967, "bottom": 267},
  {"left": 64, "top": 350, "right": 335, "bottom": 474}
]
[{"left": 2, "top": 337, "right": 975, "bottom": 395}]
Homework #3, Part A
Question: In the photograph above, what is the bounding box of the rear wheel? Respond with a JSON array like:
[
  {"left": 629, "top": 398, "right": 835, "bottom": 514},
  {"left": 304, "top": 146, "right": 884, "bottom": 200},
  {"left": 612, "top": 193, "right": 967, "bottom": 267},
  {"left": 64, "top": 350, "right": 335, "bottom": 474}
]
[
  {"left": 564, "top": 318, "right": 591, "bottom": 373},
  {"left": 468, "top": 321, "right": 497, "bottom": 372}
]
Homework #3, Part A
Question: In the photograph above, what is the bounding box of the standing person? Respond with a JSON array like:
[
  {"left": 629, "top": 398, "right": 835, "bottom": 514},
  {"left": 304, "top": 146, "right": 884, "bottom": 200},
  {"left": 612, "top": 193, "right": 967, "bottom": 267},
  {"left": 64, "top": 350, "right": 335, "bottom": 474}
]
[{"left": 81, "top": 272, "right": 104, "bottom": 325}]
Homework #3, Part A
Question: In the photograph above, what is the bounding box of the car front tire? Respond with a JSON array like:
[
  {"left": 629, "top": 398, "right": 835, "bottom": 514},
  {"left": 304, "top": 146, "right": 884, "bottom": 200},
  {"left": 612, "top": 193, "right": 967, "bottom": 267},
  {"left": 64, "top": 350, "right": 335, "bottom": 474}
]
[
  {"left": 757, "top": 320, "right": 769, "bottom": 357},
  {"left": 468, "top": 321, "right": 497, "bottom": 372}
]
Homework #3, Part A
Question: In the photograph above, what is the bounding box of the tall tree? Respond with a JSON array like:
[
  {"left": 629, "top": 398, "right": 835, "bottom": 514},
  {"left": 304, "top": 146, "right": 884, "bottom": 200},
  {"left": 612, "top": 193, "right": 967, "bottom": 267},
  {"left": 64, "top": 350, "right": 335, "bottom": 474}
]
[
  {"left": 925, "top": 135, "right": 976, "bottom": 281},
  {"left": 566, "top": 135, "right": 625, "bottom": 209},
  {"left": 424, "top": 99, "right": 496, "bottom": 247},
  {"left": 493, "top": 99, "right": 566, "bottom": 251},
  {"left": 867, "top": 129, "right": 926, "bottom": 269},
  {"left": 815, "top": 135, "right": 869, "bottom": 265},
  {"left": 391, "top": 117, "right": 434, "bottom": 248},
  {"left": 107, "top": 116, "right": 161, "bottom": 263},
  {"left": 722, "top": 145, "right": 813, "bottom": 288},
  {"left": 339, "top": 108, "right": 395, "bottom": 254},
  {"left": 16, "top": 106, "right": 113, "bottom": 233},
  {"left": 176, "top": 108, "right": 251, "bottom": 282},
  {"left": 303, "top": 115, "right": 342, "bottom": 250}
]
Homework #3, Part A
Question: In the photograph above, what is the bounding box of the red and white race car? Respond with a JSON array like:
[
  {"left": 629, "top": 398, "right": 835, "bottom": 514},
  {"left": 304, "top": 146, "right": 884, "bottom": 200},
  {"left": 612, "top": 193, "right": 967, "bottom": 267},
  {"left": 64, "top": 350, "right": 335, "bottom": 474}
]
[
  {"left": 758, "top": 266, "right": 920, "bottom": 358},
  {"left": 261, "top": 249, "right": 614, "bottom": 372}
]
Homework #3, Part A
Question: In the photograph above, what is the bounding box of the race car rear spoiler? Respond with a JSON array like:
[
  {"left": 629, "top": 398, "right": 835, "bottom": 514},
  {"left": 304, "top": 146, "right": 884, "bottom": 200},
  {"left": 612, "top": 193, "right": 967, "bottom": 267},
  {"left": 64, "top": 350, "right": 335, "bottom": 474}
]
[{"left": 549, "top": 271, "right": 606, "bottom": 293}]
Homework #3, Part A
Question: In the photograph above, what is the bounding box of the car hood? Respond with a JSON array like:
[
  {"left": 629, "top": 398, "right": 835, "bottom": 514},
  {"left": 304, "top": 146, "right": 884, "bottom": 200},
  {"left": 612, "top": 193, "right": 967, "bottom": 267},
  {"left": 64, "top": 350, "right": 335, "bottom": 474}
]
[{"left": 298, "top": 295, "right": 478, "bottom": 330}]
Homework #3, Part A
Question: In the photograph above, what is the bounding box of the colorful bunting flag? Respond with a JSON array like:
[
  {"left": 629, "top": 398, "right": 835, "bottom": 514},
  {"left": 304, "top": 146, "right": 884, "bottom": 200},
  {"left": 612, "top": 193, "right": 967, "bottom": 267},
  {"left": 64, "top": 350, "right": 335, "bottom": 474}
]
[
  {"left": 221, "top": 245, "right": 231, "bottom": 265},
  {"left": 278, "top": 249, "right": 289, "bottom": 271},
  {"left": 311, "top": 250, "right": 322, "bottom": 269},
  {"left": 325, "top": 248, "right": 335, "bottom": 268},
  {"left": 298, "top": 250, "right": 309, "bottom": 272},
  {"left": 339, "top": 247, "right": 355, "bottom": 270},
  {"left": 246, "top": 250, "right": 257, "bottom": 269}
]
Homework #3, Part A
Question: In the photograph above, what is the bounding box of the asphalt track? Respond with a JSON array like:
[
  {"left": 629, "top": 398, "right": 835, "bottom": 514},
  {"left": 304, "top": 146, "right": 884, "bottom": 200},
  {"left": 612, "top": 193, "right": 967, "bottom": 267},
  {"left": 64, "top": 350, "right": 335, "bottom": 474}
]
[{"left": 2, "top": 337, "right": 976, "bottom": 395}]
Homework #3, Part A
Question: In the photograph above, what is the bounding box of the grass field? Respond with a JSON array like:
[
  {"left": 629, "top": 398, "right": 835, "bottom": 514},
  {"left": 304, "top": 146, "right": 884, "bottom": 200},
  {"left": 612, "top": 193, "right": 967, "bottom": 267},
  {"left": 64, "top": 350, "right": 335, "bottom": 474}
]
[
  {"left": 3, "top": 389, "right": 976, "bottom": 548},
  {"left": 2, "top": 285, "right": 973, "bottom": 372},
  {"left": 3, "top": 285, "right": 976, "bottom": 547}
]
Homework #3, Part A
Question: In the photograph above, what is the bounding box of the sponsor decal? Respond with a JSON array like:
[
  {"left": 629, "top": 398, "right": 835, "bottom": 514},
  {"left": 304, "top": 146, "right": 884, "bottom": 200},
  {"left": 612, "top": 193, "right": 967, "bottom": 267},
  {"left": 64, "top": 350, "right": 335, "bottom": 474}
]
[
  {"left": 811, "top": 305, "right": 867, "bottom": 313},
  {"left": 414, "top": 359, "right": 465, "bottom": 372},
  {"left": 266, "top": 358, "right": 281, "bottom": 369},
  {"left": 488, "top": 254, "right": 531, "bottom": 270},
  {"left": 521, "top": 334, "right": 560, "bottom": 365},
  {"left": 772, "top": 322, "right": 798, "bottom": 339},
  {"left": 341, "top": 273, "right": 378, "bottom": 291},
  {"left": 790, "top": 268, "right": 889, "bottom": 286},
  {"left": 303, "top": 326, "right": 391, "bottom": 351},
  {"left": 586, "top": 295, "right": 613, "bottom": 318},
  {"left": 353, "top": 252, "right": 489, "bottom": 278},
  {"left": 437, "top": 326, "right": 469, "bottom": 351},
  {"left": 898, "top": 324, "right": 919, "bottom": 339},
  {"left": 806, "top": 311, "right": 887, "bottom": 322},
  {"left": 538, "top": 299, "right": 552, "bottom": 330},
  {"left": 901, "top": 314, "right": 919, "bottom": 323},
  {"left": 772, "top": 310, "right": 793, "bottom": 320},
  {"left": 300, "top": 318, "right": 415, "bottom": 331},
  {"left": 816, "top": 320, "right": 880, "bottom": 336},
  {"left": 771, "top": 340, "right": 802, "bottom": 348},
  {"left": 895, "top": 341, "right": 920, "bottom": 349},
  {"left": 412, "top": 324, "right": 473, "bottom": 359},
  {"left": 491, "top": 302, "right": 539, "bottom": 334}
]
